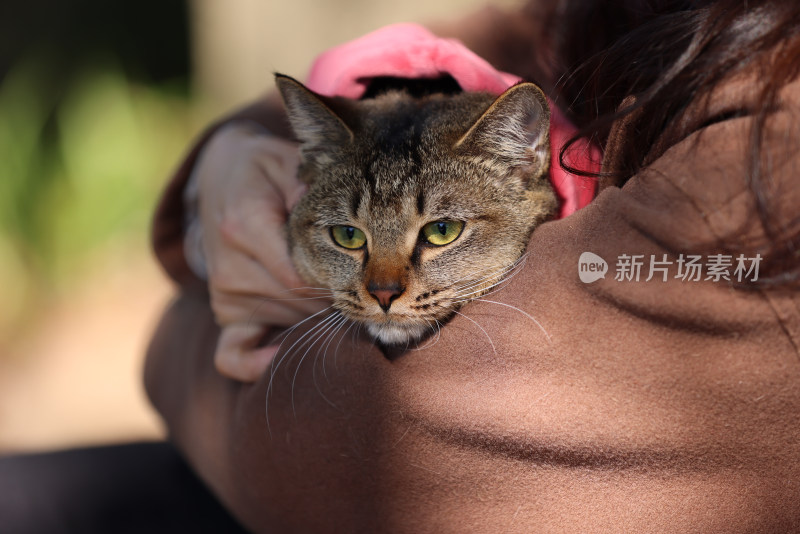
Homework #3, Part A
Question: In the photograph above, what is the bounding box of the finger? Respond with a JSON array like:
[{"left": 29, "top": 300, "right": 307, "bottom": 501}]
[
  {"left": 210, "top": 183, "right": 307, "bottom": 292},
  {"left": 207, "top": 253, "right": 331, "bottom": 317},
  {"left": 249, "top": 228, "right": 307, "bottom": 292},
  {"left": 207, "top": 247, "right": 290, "bottom": 297},
  {"left": 203, "top": 137, "right": 307, "bottom": 290},
  {"left": 211, "top": 290, "right": 331, "bottom": 327},
  {"left": 214, "top": 324, "right": 281, "bottom": 383},
  {"left": 220, "top": 217, "right": 305, "bottom": 292}
]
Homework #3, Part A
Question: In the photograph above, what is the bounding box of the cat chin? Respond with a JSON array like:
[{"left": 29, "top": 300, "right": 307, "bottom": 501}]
[{"left": 366, "top": 322, "right": 430, "bottom": 346}]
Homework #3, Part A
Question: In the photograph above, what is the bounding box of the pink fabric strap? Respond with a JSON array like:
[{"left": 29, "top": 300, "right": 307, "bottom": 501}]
[{"left": 305, "top": 23, "right": 599, "bottom": 218}]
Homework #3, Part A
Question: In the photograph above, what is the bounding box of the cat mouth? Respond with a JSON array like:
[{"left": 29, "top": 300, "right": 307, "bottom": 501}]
[
  {"left": 337, "top": 296, "right": 454, "bottom": 346},
  {"left": 364, "top": 320, "right": 431, "bottom": 345}
]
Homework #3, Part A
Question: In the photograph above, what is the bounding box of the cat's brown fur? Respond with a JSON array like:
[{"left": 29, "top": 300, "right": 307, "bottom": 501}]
[{"left": 276, "top": 74, "right": 556, "bottom": 345}]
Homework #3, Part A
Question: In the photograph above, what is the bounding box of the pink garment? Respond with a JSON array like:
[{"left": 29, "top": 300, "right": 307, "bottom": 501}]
[{"left": 305, "top": 23, "right": 600, "bottom": 218}]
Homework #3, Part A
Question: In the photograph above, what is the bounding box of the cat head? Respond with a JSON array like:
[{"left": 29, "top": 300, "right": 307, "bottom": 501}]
[{"left": 276, "top": 74, "right": 556, "bottom": 345}]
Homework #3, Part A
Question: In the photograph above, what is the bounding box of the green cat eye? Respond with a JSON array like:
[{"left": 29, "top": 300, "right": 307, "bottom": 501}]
[
  {"left": 422, "top": 220, "right": 464, "bottom": 246},
  {"left": 330, "top": 225, "right": 367, "bottom": 249}
]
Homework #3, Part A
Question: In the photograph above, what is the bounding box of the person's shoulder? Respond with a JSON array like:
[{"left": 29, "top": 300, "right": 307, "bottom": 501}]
[{"left": 605, "top": 69, "right": 800, "bottom": 254}]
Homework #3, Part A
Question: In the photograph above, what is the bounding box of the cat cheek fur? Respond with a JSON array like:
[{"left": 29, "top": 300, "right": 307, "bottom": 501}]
[{"left": 288, "top": 219, "right": 359, "bottom": 291}]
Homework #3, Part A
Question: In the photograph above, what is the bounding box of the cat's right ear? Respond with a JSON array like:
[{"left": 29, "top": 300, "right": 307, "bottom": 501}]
[
  {"left": 275, "top": 74, "right": 354, "bottom": 166},
  {"left": 454, "top": 82, "right": 550, "bottom": 183}
]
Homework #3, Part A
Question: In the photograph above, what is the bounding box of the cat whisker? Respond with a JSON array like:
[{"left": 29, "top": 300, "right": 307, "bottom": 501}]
[
  {"left": 448, "top": 265, "right": 526, "bottom": 302},
  {"left": 452, "top": 310, "right": 497, "bottom": 356},
  {"left": 278, "top": 286, "right": 339, "bottom": 293},
  {"left": 284, "top": 318, "right": 340, "bottom": 417},
  {"left": 448, "top": 255, "right": 525, "bottom": 287},
  {"left": 451, "top": 254, "right": 527, "bottom": 290},
  {"left": 450, "top": 274, "right": 508, "bottom": 299},
  {"left": 261, "top": 286, "right": 356, "bottom": 306},
  {"left": 473, "top": 298, "right": 552, "bottom": 342},
  {"left": 279, "top": 311, "right": 342, "bottom": 373},
  {"left": 443, "top": 264, "right": 508, "bottom": 291},
  {"left": 338, "top": 299, "right": 364, "bottom": 310},
  {"left": 351, "top": 322, "right": 364, "bottom": 351},
  {"left": 264, "top": 305, "right": 337, "bottom": 352},
  {"left": 257, "top": 286, "right": 338, "bottom": 304},
  {"left": 421, "top": 265, "right": 505, "bottom": 302},
  {"left": 267, "top": 312, "right": 341, "bottom": 408},
  {"left": 410, "top": 319, "right": 443, "bottom": 351},
  {"left": 447, "top": 266, "right": 531, "bottom": 306},
  {"left": 265, "top": 307, "right": 338, "bottom": 433},
  {"left": 448, "top": 275, "right": 512, "bottom": 303},
  {"left": 248, "top": 289, "right": 334, "bottom": 326},
  {"left": 308, "top": 314, "right": 349, "bottom": 411},
  {"left": 321, "top": 314, "right": 350, "bottom": 377},
  {"left": 316, "top": 316, "right": 344, "bottom": 385},
  {"left": 448, "top": 256, "right": 528, "bottom": 300},
  {"left": 285, "top": 311, "right": 344, "bottom": 417},
  {"left": 448, "top": 257, "right": 526, "bottom": 297},
  {"left": 331, "top": 319, "right": 357, "bottom": 377},
  {"left": 260, "top": 295, "right": 335, "bottom": 303}
]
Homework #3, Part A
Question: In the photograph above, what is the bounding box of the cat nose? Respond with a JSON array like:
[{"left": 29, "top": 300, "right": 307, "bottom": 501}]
[{"left": 367, "top": 284, "right": 405, "bottom": 312}]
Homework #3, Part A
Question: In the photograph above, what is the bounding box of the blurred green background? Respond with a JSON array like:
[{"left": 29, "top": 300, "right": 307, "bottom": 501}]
[
  {"left": 0, "top": 0, "right": 518, "bottom": 452},
  {"left": 0, "top": 0, "right": 197, "bottom": 452},
  {"left": 0, "top": 1, "right": 192, "bottom": 344}
]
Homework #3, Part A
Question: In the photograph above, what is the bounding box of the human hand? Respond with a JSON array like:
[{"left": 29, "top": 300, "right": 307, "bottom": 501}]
[{"left": 194, "top": 123, "right": 331, "bottom": 382}]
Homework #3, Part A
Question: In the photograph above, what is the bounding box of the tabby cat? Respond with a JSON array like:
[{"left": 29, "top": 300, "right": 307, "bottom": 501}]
[{"left": 276, "top": 73, "right": 556, "bottom": 346}]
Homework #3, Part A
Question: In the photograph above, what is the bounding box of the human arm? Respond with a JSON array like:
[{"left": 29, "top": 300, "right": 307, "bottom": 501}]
[{"left": 153, "top": 93, "right": 332, "bottom": 381}]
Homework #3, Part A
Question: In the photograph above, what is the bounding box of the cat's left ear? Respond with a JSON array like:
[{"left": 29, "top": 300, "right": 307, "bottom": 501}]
[
  {"left": 275, "top": 73, "right": 354, "bottom": 167},
  {"left": 455, "top": 82, "right": 550, "bottom": 182}
]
